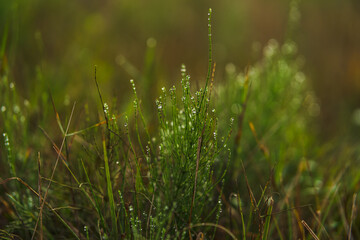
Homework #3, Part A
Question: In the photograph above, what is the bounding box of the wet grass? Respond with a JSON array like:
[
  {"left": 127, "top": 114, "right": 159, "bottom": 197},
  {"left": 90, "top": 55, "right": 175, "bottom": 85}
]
[{"left": 1, "top": 6, "right": 360, "bottom": 240}]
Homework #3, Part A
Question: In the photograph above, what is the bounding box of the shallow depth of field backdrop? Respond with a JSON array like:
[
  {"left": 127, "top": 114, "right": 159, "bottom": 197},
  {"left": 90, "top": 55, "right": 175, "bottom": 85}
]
[
  {"left": 1, "top": 0, "right": 360, "bottom": 239},
  {"left": 1, "top": 0, "right": 360, "bottom": 136}
]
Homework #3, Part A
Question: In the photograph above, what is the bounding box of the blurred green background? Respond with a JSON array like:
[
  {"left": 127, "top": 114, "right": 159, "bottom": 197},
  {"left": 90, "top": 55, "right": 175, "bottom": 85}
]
[{"left": 1, "top": 0, "right": 360, "bottom": 140}]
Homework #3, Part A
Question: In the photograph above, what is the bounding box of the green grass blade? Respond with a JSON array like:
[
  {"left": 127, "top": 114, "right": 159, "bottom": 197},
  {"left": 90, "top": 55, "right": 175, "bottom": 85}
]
[
  {"left": 102, "top": 137, "right": 118, "bottom": 238},
  {"left": 3, "top": 133, "right": 16, "bottom": 177},
  {"left": 235, "top": 191, "right": 246, "bottom": 240},
  {"left": 262, "top": 197, "right": 273, "bottom": 240}
]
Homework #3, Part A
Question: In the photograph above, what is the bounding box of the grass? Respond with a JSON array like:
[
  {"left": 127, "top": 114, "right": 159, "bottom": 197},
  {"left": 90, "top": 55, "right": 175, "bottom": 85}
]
[{"left": 1, "top": 5, "right": 360, "bottom": 240}]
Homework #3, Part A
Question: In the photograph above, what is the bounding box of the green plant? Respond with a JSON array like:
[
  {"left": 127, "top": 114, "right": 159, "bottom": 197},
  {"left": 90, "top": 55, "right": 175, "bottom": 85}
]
[{"left": 1, "top": 4, "right": 360, "bottom": 240}]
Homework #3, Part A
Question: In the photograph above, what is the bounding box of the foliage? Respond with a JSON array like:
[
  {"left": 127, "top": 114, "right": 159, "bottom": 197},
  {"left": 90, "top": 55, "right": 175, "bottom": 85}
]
[{"left": 1, "top": 5, "right": 359, "bottom": 240}]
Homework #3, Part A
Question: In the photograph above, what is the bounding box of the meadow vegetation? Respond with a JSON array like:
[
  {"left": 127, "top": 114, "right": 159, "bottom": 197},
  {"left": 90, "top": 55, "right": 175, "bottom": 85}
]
[{"left": 1, "top": 5, "right": 359, "bottom": 240}]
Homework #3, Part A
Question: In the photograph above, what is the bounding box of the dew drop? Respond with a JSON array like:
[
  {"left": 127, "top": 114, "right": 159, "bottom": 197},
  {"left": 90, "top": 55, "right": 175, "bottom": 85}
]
[
  {"left": 24, "top": 100, "right": 30, "bottom": 107},
  {"left": 103, "top": 103, "right": 109, "bottom": 114},
  {"left": 3, "top": 133, "right": 10, "bottom": 146},
  {"left": 181, "top": 64, "right": 186, "bottom": 73},
  {"left": 13, "top": 105, "right": 20, "bottom": 114}
]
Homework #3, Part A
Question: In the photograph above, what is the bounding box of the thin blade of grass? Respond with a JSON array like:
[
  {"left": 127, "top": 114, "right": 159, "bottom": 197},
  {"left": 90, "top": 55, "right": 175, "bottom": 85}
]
[
  {"left": 3, "top": 133, "right": 16, "bottom": 177},
  {"left": 248, "top": 122, "right": 269, "bottom": 159},
  {"left": 292, "top": 207, "right": 305, "bottom": 239},
  {"left": 235, "top": 180, "right": 246, "bottom": 240},
  {"left": 302, "top": 220, "right": 319, "bottom": 240},
  {"left": 49, "top": 91, "right": 65, "bottom": 135},
  {"left": 66, "top": 114, "right": 123, "bottom": 137},
  {"left": 102, "top": 135, "right": 118, "bottom": 238},
  {"left": 272, "top": 217, "right": 284, "bottom": 240},
  {"left": 309, "top": 207, "right": 330, "bottom": 240},
  {"left": 198, "top": 8, "right": 213, "bottom": 114},
  {"left": 262, "top": 197, "right": 273, "bottom": 240},
  {"left": 37, "top": 152, "right": 43, "bottom": 240},
  {"left": 146, "top": 189, "right": 156, "bottom": 239},
  {"left": 94, "top": 66, "right": 110, "bottom": 136},
  {"left": 348, "top": 193, "right": 357, "bottom": 240}
]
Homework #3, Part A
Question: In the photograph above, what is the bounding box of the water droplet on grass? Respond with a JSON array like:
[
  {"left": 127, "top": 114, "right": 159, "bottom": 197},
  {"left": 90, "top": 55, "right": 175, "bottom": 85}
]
[
  {"left": 3, "top": 133, "right": 10, "bottom": 146},
  {"left": 24, "top": 100, "right": 30, "bottom": 107},
  {"left": 181, "top": 64, "right": 186, "bottom": 73},
  {"left": 13, "top": 105, "right": 20, "bottom": 114},
  {"left": 103, "top": 103, "right": 109, "bottom": 114}
]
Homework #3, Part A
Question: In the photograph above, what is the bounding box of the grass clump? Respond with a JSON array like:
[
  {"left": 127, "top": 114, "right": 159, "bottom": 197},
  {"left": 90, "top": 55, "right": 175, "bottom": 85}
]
[
  {"left": 145, "top": 62, "right": 229, "bottom": 239},
  {"left": 214, "top": 38, "right": 318, "bottom": 239},
  {"left": 123, "top": 9, "right": 231, "bottom": 238}
]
